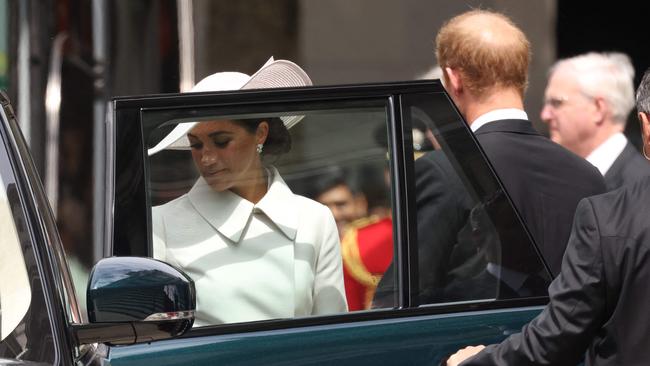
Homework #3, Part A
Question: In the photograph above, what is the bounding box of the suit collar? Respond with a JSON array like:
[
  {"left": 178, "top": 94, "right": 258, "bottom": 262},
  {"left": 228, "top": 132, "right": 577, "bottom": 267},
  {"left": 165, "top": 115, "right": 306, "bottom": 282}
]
[
  {"left": 473, "top": 119, "right": 540, "bottom": 136},
  {"left": 604, "top": 141, "right": 637, "bottom": 179},
  {"left": 587, "top": 132, "right": 627, "bottom": 176},
  {"left": 187, "top": 167, "right": 298, "bottom": 243}
]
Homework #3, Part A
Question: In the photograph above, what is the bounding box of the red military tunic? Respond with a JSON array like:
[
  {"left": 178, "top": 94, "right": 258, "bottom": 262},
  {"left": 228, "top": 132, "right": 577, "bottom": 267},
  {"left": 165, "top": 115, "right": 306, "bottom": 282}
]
[{"left": 340, "top": 216, "right": 393, "bottom": 311}]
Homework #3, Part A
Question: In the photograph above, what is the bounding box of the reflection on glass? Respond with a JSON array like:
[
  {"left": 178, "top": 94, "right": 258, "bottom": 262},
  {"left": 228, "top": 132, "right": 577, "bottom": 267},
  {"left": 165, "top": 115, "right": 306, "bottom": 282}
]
[
  {"left": 149, "top": 108, "right": 388, "bottom": 326},
  {"left": 375, "top": 94, "right": 550, "bottom": 307},
  {"left": 0, "top": 175, "right": 31, "bottom": 341},
  {"left": 279, "top": 108, "right": 396, "bottom": 313},
  {"left": 0, "top": 181, "right": 55, "bottom": 363}
]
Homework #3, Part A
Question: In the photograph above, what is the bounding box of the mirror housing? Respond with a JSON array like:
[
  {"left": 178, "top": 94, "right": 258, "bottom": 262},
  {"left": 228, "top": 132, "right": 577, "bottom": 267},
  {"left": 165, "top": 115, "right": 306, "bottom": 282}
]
[{"left": 74, "top": 257, "right": 195, "bottom": 345}]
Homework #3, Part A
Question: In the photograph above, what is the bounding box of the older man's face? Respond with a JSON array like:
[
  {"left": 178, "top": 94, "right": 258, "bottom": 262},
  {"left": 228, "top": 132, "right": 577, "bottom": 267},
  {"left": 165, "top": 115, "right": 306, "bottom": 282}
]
[{"left": 540, "top": 69, "right": 599, "bottom": 158}]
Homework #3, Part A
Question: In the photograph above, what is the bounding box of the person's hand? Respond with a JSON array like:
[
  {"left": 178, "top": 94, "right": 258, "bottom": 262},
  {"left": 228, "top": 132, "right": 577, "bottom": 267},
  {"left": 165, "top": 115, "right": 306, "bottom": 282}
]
[{"left": 446, "top": 345, "right": 486, "bottom": 366}]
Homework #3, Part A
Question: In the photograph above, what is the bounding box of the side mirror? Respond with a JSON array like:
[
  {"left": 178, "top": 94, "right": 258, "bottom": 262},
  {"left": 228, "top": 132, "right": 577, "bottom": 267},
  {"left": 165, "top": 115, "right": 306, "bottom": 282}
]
[{"left": 73, "top": 257, "right": 195, "bottom": 346}]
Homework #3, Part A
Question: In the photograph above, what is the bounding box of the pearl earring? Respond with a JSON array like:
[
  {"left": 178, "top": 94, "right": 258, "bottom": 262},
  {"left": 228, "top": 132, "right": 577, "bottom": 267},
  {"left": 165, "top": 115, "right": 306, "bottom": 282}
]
[{"left": 256, "top": 144, "right": 263, "bottom": 154}]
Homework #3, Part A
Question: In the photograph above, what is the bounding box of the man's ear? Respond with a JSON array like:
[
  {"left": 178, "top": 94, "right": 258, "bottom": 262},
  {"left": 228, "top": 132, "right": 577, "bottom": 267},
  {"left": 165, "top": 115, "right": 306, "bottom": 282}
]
[
  {"left": 444, "top": 67, "right": 463, "bottom": 96},
  {"left": 592, "top": 97, "right": 610, "bottom": 126}
]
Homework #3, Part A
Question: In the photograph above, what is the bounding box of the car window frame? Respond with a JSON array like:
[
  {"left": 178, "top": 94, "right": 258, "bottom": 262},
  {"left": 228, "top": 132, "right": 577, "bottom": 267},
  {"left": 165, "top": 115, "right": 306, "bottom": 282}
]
[{"left": 109, "top": 80, "right": 551, "bottom": 339}]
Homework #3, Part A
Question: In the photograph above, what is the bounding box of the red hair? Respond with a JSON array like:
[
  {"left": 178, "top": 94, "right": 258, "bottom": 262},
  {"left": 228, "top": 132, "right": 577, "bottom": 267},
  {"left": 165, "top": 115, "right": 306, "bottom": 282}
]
[{"left": 436, "top": 9, "right": 530, "bottom": 98}]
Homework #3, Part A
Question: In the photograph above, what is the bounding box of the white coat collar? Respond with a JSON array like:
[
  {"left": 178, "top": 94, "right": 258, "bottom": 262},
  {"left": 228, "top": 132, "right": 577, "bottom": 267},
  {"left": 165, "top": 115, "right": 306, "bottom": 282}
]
[{"left": 187, "top": 167, "right": 298, "bottom": 243}]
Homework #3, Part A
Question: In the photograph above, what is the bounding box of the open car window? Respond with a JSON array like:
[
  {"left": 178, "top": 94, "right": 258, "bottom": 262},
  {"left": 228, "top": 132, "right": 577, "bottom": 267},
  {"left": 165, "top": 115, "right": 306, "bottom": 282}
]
[{"left": 111, "top": 81, "right": 551, "bottom": 330}]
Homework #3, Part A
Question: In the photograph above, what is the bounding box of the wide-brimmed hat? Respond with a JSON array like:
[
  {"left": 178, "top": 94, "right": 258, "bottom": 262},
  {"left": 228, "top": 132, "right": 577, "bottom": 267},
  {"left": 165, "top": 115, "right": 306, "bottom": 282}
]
[{"left": 147, "top": 57, "right": 312, "bottom": 156}]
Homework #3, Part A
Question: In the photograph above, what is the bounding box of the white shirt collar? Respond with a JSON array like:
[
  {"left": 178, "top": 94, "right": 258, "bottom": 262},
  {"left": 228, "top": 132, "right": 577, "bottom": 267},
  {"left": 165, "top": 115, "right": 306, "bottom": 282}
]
[
  {"left": 585, "top": 132, "right": 628, "bottom": 176},
  {"left": 187, "top": 167, "right": 298, "bottom": 243},
  {"left": 470, "top": 109, "right": 529, "bottom": 132}
]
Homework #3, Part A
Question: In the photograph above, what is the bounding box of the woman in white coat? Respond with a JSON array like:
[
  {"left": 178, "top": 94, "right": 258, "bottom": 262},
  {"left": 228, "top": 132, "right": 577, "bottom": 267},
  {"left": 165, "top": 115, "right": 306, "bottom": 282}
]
[{"left": 148, "top": 58, "right": 348, "bottom": 326}]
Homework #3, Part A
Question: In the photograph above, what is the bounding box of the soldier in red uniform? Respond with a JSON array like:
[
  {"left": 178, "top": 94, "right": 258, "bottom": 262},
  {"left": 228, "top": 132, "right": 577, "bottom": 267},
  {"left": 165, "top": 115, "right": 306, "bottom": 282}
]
[
  {"left": 340, "top": 216, "right": 394, "bottom": 311},
  {"left": 340, "top": 120, "right": 438, "bottom": 311}
]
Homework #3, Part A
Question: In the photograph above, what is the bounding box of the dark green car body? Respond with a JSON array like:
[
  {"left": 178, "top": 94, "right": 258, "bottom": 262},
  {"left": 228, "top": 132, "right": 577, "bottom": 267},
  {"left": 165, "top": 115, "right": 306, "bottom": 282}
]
[{"left": 109, "top": 308, "right": 541, "bottom": 365}]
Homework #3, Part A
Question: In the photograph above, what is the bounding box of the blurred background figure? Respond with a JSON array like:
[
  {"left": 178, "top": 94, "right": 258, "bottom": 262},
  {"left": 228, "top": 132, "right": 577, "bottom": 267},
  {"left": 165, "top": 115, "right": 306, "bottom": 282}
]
[
  {"left": 311, "top": 169, "right": 368, "bottom": 239},
  {"left": 541, "top": 52, "right": 650, "bottom": 189},
  {"left": 340, "top": 214, "right": 393, "bottom": 311},
  {"left": 308, "top": 166, "right": 393, "bottom": 311}
]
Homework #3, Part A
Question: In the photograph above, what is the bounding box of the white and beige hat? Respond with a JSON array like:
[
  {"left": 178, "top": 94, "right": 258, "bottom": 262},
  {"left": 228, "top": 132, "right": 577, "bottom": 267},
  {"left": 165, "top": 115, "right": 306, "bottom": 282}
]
[{"left": 147, "top": 57, "right": 312, "bottom": 156}]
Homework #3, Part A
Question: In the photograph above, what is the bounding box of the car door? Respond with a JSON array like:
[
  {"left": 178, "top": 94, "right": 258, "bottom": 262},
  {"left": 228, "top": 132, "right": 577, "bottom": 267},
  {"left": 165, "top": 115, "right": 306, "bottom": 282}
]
[
  {"left": 106, "top": 80, "right": 551, "bottom": 365},
  {"left": 0, "top": 92, "right": 85, "bottom": 365},
  {"left": 0, "top": 90, "right": 200, "bottom": 366}
]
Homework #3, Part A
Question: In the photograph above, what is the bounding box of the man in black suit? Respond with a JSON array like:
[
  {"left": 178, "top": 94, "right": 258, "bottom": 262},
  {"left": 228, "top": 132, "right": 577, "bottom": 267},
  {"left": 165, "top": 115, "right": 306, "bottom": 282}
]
[
  {"left": 541, "top": 52, "right": 650, "bottom": 190},
  {"left": 434, "top": 10, "right": 606, "bottom": 276},
  {"left": 374, "top": 10, "right": 606, "bottom": 308},
  {"left": 446, "top": 66, "right": 650, "bottom": 366}
]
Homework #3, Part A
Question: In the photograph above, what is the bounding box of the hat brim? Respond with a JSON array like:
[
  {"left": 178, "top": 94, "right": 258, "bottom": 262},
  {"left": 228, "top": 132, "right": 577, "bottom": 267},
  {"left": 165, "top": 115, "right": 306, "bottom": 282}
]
[{"left": 147, "top": 58, "right": 311, "bottom": 156}]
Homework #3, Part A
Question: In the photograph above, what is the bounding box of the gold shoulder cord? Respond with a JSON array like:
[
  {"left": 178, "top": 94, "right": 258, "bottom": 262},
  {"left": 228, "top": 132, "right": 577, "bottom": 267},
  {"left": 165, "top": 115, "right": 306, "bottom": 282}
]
[{"left": 340, "top": 217, "right": 383, "bottom": 288}]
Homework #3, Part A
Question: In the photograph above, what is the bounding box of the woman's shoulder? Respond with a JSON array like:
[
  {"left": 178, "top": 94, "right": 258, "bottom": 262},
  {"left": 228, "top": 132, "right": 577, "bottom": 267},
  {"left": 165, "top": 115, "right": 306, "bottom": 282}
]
[
  {"left": 290, "top": 193, "right": 330, "bottom": 216},
  {"left": 282, "top": 192, "right": 335, "bottom": 231},
  {"left": 270, "top": 168, "right": 330, "bottom": 215}
]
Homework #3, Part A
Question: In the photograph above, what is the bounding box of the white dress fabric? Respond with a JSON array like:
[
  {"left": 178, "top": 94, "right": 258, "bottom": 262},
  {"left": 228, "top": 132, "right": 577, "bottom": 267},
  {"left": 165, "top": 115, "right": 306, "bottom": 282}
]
[{"left": 152, "top": 167, "right": 347, "bottom": 326}]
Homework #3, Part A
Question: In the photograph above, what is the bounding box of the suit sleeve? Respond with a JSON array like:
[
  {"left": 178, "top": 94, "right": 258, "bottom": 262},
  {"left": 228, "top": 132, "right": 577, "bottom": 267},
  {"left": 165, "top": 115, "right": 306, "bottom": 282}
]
[
  {"left": 373, "top": 152, "right": 470, "bottom": 306},
  {"left": 415, "top": 154, "right": 471, "bottom": 301},
  {"left": 312, "top": 206, "right": 349, "bottom": 314},
  {"left": 462, "top": 198, "right": 607, "bottom": 366}
]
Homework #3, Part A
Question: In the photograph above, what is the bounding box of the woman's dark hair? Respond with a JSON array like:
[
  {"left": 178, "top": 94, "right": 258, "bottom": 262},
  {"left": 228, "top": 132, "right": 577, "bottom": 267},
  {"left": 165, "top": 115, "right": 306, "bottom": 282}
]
[{"left": 233, "top": 117, "right": 291, "bottom": 156}]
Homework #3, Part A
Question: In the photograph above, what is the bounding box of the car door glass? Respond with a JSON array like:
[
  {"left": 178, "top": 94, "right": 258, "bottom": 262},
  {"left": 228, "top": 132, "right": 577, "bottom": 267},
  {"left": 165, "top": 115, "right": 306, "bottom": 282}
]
[
  {"left": 401, "top": 93, "right": 551, "bottom": 305},
  {"left": 0, "top": 133, "right": 56, "bottom": 364},
  {"left": 113, "top": 82, "right": 551, "bottom": 335},
  {"left": 144, "top": 102, "right": 397, "bottom": 326},
  {"left": 0, "top": 173, "right": 30, "bottom": 341}
]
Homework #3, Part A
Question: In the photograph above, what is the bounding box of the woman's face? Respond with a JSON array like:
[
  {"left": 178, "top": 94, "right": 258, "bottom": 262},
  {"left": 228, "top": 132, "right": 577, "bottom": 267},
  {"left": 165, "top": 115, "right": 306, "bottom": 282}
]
[{"left": 187, "top": 120, "right": 268, "bottom": 193}]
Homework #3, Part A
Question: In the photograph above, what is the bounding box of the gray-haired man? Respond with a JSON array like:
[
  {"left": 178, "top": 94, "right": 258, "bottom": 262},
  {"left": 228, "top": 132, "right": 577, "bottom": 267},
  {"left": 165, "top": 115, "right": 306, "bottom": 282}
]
[{"left": 541, "top": 52, "right": 650, "bottom": 189}]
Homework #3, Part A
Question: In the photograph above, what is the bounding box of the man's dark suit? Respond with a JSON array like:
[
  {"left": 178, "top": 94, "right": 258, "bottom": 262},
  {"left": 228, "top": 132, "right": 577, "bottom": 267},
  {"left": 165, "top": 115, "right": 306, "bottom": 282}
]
[
  {"left": 464, "top": 175, "right": 650, "bottom": 366},
  {"left": 474, "top": 119, "right": 606, "bottom": 275},
  {"left": 603, "top": 141, "right": 650, "bottom": 190},
  {"left": 374, "top": 119, "right": 605, "bottom": 307}
]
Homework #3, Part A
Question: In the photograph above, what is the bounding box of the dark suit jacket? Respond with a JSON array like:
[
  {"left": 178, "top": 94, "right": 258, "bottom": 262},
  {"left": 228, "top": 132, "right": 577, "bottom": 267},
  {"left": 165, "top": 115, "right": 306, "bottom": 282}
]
[
  {"left": 475, "top": 120, "right": 606, "bottom": 275},
  {"left": 603, "top": 141, "right": 650, "bottom": 190},
  {"left": 373, "top": 150, "right": 475, "bottom": 306},
  {"left": 464, "top": 176, "right": 650, "bottom": 366}
]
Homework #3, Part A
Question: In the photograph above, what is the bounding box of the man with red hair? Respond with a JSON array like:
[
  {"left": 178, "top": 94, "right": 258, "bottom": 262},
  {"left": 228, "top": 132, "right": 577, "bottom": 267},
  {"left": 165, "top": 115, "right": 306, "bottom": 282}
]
[{"left": 431, "top": 9, "right": 605, "bottom": 276}]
